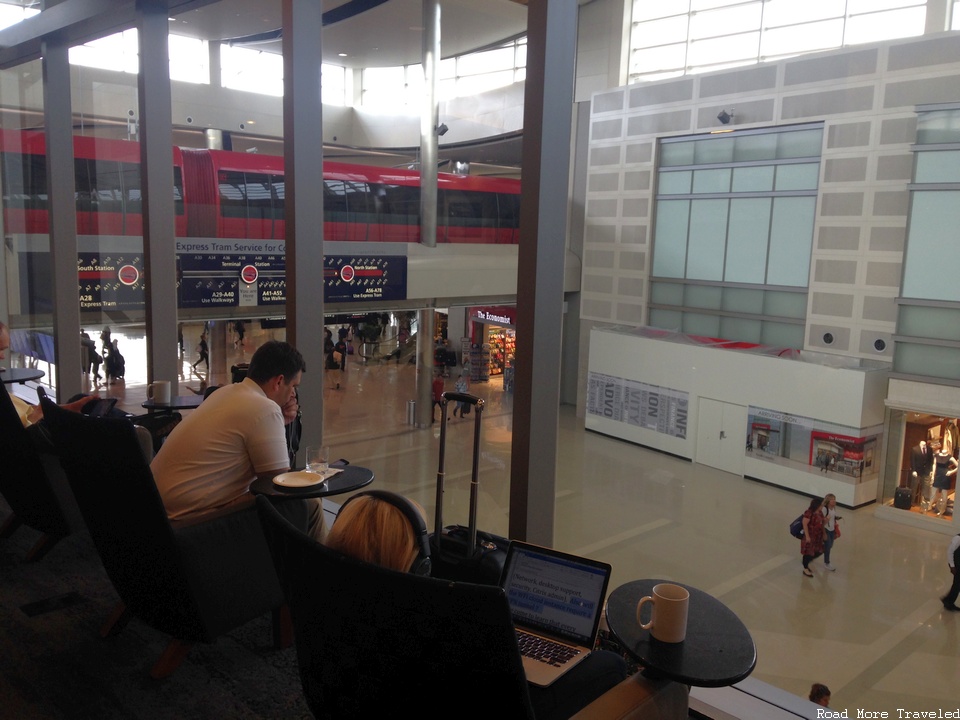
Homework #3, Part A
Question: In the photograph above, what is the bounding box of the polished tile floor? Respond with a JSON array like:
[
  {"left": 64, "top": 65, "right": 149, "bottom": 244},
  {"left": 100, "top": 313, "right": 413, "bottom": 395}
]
[{"left": 61, "top": 325, "right": 960, "bottom": 714}]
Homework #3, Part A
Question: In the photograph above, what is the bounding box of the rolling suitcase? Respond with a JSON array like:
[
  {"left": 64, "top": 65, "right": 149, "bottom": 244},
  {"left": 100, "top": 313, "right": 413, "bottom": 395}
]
[
  {"left": 429, "top": 391, "right": 509, "bottom": 585},
  {"left": 894, "top": 485, "right": 912, "bottom": 510}
]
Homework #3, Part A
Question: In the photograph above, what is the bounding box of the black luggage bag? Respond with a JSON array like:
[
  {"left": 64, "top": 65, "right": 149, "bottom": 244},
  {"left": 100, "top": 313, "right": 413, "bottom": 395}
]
[
  {"left": 429, "top": 391, "right": 509, "bottom": 585},
  {"left": 894, "top": 485, "right": 912, "bottom": 510}
]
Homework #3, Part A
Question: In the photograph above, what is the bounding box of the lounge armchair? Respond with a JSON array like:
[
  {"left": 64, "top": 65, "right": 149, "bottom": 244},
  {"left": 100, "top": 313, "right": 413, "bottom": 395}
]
[{"left": 40, "top": 396, "right": 307, "bottom": 678}]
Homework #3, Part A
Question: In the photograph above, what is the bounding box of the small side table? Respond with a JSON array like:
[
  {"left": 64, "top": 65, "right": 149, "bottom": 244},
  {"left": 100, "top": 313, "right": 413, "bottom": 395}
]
[{"left": 605, "top": 579, "right": 756, "bottom": 688}]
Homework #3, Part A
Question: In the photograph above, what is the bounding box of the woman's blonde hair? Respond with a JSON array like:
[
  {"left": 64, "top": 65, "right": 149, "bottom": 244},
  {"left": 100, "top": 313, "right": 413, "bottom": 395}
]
[{"left": 326, "top": 494, "right": 425, "bottom": 573}]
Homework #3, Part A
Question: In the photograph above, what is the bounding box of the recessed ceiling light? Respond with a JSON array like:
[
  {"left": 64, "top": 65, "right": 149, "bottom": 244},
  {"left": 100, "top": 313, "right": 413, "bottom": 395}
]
[{"left": 338, "top": 53, "right": 347, "bottom": 57}]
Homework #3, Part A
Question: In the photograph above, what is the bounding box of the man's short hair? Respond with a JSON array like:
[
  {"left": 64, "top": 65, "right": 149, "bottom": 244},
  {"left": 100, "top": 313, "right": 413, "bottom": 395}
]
[{"left": 247, "top": 341, "right": 305, "bottom": 384}]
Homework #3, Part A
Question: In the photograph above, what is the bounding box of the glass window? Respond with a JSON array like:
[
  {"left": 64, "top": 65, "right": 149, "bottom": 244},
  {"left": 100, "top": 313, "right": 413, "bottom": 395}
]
[
  {"left": 652, "top": 200, "right": 690, "bottom": 277},
  {"left": 692, "top": 168, "right": 731, "bottom": 193},
  {"left": 915, "top": 151, "right": 960, "bottom": 183},
  {"left": 732, "top": 165, "right": 774, "bottom": 192},
  {"left": 632, "top": 14, "right": 690, "bottom": 47},
  {"left": 659, "top": 170, "right": 693, "bottom": 195},
  {"left": 901, "top": 191, "right": 960, "bottom": 302},
  {"left": 221, "top": 45, "right": 283, "bottom": 96},
  {"left": 845, "top": 6, "right": 925, "bottom": 45},
  {"left": 650, "top": 126, "right": 819, "bottom": 344},
  {"left": 763, "top": 0, "right": 846, "bottom": 27},
  {"left": 775, "top": 163, "right": 820, "bottom": 191},
  {"left": 630, "top": 0, "right": 926, "bottom": 82},
  {"left": 725, "top": 198, "right": 770, "bottom": 283},
  {"left": 767, "top": 196, "right": 814, "bottom": 287},
  {"left": 686, "top": 199, "right": 728, "bottom": 281}
]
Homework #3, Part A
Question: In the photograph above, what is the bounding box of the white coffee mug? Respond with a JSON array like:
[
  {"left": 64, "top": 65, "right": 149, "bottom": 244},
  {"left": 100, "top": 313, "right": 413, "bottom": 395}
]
[
  {"left": 147, "top": 380, "right": 172, "bottom": 405},
  {"left": 636, "top": 582, "right": 689, "bottom": 643}
]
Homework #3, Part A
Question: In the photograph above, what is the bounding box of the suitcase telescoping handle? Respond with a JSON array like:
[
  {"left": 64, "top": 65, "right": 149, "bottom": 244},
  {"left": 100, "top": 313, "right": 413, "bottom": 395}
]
[{"left": 436, "top": 392, "right": 484, "bottom": 552}]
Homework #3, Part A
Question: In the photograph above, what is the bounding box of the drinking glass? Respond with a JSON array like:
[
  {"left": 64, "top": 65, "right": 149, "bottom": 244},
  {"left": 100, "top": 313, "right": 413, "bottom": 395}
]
[{"left": 306, "top": 445, "right": 330, "bottom": 476}]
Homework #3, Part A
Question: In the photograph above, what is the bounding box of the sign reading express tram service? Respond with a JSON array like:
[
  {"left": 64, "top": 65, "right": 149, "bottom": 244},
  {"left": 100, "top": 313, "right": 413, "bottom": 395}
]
[{"left": 171, "top": 241, "right": 407, "bottom": 309}]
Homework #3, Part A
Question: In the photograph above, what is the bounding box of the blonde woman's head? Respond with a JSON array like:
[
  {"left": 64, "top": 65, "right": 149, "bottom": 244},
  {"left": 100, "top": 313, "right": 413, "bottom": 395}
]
[{"left": 326, "top": 493, "right": 428, "bottom": 574}]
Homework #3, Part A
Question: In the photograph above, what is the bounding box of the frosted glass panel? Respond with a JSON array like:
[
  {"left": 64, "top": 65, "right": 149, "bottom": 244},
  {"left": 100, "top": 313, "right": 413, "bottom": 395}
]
[
  {"left": 684, "top": 284, "right": 723, "bottom": 309},
  {"left": 661, "top": 142, "right": 696, "bottom": 167},
  {"left": 777, "top": 129, "right": 823, "bottom": 159},
  {"left": 761, "top": 321, "right": 806, "bottom": 347},
  {"left": 732, "top": 165, "right": 774, "bottom": 191},
  {"left": 775, "top": 163, "right": 820, "bottom": 190},
  {"left": 682, "top": 312, "right": 721, "bottom": 336},
  {"left": 652, "top": 200, "right": 690, "bottom": 277},
  {"left": 694, "top": 136, "right": 734, "bottom": 164},
  {"left": 649, "top": 308, "right": 683, "bottom": 329},
  {"left": 764, "top": 290, "right": 808, "bottom": 318},
  {"left": 725, "top": 198, "right": 770, "bottom": 283},
  {"left": 902, "top": 191, "right": 960, "bottom": 301},
  {"left": 721, "top": 287, "right": 764, "bottom": 313},
  {"left": 692, "top": 168, "right": 731, "bottom": 193},
  {"left": 651, "top": 282, "right": 685, "bottom": 305},
  {"left": 767, "top": 197, "right": 814, "bottom": 286},
  {"left": 894, "top": 342, "right": 960, "bottom": 381},
  {"left": 915, "top": 151, "right": 960, "bottom": 183},
  {"left": 720, "top": 316, "right": 761, "bottom": 343},
  {"left": 659, "top": 171, "right": 692, "bottom": 195},
  {"left": 686, "top": 199, "right": 728, "bottom": 280},
  {"left": 897, "top": 305, "right": 960, "bottom": 341},
  {"left": 733, "top": 132, "right": 778, "bottom": 162}
]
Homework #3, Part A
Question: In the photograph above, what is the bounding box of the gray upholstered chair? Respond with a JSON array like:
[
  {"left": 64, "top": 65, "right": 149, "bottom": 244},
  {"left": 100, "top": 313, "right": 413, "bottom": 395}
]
[
  {"left": 256, "top": 495, "right": 537, "bottom": 719},
  {"left": 41, "top": 396, "right": 307, "bottom": 679},
  {"left": 0, "top": 385, "right": 81, "bottom": 560}
]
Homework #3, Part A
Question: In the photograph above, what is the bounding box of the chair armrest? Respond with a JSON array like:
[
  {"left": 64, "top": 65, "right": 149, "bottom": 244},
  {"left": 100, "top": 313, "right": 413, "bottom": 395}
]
[{"left": 570, "top": 674, "right": 689, "bottom": 720}]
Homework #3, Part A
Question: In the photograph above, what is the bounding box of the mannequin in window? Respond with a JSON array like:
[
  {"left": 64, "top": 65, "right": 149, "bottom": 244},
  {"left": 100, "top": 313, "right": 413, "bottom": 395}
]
[
  {"left": 910, "top": 440, "right": 934, "bottom": 506},
  {"left": 931, "top": 443, "right": 957, "bottom": 518}
]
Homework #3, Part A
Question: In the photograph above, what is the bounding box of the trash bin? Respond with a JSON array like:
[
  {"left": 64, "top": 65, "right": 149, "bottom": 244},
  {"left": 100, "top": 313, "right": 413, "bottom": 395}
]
[{"left": 406, "top": 400, "right": 416, "bottom": 425}]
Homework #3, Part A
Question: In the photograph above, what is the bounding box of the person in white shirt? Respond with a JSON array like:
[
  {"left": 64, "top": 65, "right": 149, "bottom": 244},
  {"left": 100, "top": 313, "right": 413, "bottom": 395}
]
[{"left": 152, "top": 340, "right": 323, "bottom": 538}]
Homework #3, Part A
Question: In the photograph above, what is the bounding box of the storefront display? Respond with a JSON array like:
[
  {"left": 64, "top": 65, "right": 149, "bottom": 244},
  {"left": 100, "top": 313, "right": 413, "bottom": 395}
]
[
  {"left": 746, "top": 407, "right": 879, "bottom": 481},
  {"left": 468, "top": 305, "right": 516, "bottom": 385},
  {"left": 881, "top": 409, "right": 957, "bottom": 520}
]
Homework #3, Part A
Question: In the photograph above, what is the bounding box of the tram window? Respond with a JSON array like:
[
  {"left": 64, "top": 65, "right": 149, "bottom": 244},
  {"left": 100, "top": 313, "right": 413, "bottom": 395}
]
[
  {"left": 373, "top": 183, "right": 420, "bottom": 224},
  {"left": 92, "top": 159, "right": 126, "bottom": 214},
  {"left": 443, "top": 189, "right": 496, "bottom": 228},
  {"left": 74, "top": 158, "right": 95, "bottom": 212},
  {"left": 497, "top": 192, "right": 520, "bottom": 229},
  {"left": 244, "top": 173, "right": 275, "bottom": 221},
  {"left": 2, "top": 153, "right": 48, "bottom": 211},
  {"left": 219, "top": 170, "right": 247, "bottom": 218},
  {"left": 324, "top": 179, "right": 348, "bottom": 218},
  {"left": 173, "top": 167, "right": 184, "bottom": 216},
  {"left": 343, "top": 181, "right": 374, "bottom": 222},
  {"left": 271, "top": 177, "right": 285, "bottom": 220}
]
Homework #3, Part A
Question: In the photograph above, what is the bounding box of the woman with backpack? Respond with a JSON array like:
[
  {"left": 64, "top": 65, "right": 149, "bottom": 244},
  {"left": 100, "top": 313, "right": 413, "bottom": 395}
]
[{"left": 801, "top": 496, "right": 826, "bottom": 577}]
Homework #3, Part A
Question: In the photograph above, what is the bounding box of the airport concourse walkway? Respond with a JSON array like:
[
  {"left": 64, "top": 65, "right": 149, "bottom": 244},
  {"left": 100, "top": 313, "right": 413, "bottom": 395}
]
[{"left": 97, "top": 328, "right": 960, "bottom": 715}]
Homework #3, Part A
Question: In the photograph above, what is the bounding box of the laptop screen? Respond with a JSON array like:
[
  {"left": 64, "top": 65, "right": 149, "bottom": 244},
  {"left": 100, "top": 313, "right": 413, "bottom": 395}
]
[{"left": 501, "top": 542, "right": 611, "bottom": 647}]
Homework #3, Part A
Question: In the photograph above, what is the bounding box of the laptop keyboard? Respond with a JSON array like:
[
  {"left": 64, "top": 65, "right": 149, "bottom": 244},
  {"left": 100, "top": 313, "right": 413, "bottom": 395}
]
[{"left": 516, "top": 629, "right": 582, "bottom": 667}]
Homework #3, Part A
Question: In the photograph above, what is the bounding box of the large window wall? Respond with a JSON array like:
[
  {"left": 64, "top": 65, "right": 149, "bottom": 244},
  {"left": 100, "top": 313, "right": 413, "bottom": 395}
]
[
  {"left": 894, "top": 105, "right": 960, "bottom": 384},
  {"left": 648, "top": 125, "right": 822, "bottom": 347},
  {"left": 630, "top": 0, "right": 930, "bottom": 83}
]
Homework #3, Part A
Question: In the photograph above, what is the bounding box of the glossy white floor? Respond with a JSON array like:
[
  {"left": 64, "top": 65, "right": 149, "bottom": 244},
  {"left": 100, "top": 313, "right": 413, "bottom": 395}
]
[{"left": 81, "top": 324, "right": 960, "bottom": 714}]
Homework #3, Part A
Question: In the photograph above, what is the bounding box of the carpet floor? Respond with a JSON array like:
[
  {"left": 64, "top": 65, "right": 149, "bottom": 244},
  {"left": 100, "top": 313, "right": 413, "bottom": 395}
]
[{"left": 0, "top": 500, "right": 311, "bottom": 720}]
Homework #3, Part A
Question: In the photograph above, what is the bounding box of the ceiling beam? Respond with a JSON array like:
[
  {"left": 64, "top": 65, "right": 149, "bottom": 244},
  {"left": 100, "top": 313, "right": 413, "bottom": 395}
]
[{"left": 0, "top": 0, "right": 217, "bottom": 69}]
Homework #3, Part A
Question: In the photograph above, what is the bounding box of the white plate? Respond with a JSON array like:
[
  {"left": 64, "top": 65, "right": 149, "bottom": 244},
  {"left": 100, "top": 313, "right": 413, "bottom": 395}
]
[{"left": 272, "top": 468, "right": 342, "bottom": 488}]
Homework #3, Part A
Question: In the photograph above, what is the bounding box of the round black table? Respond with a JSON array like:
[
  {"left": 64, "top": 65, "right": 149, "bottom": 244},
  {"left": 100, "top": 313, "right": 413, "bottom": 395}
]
[
  {"left": 605, "top": 579, "right": 756, "bottom": 687},
  {"left": 249, "top": 464, "right": 374, "bottom": 499},
  {"left": 141, "top": 395, "right": 204, "bottom": 411},
  {"left": 1, "top": 367, "right": 45, "bottom": 384}
]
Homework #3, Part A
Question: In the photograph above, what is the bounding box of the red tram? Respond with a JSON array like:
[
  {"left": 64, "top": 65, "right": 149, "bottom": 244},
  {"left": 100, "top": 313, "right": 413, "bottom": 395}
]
[{"left": 0, "top": 129, "right": 521, "bottom": 244}]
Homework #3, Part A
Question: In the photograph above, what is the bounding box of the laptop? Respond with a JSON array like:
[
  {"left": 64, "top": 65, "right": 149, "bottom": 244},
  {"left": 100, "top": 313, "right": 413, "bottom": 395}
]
[{"left": 500, "top": 540, "right": 612, "bottom": 687}]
